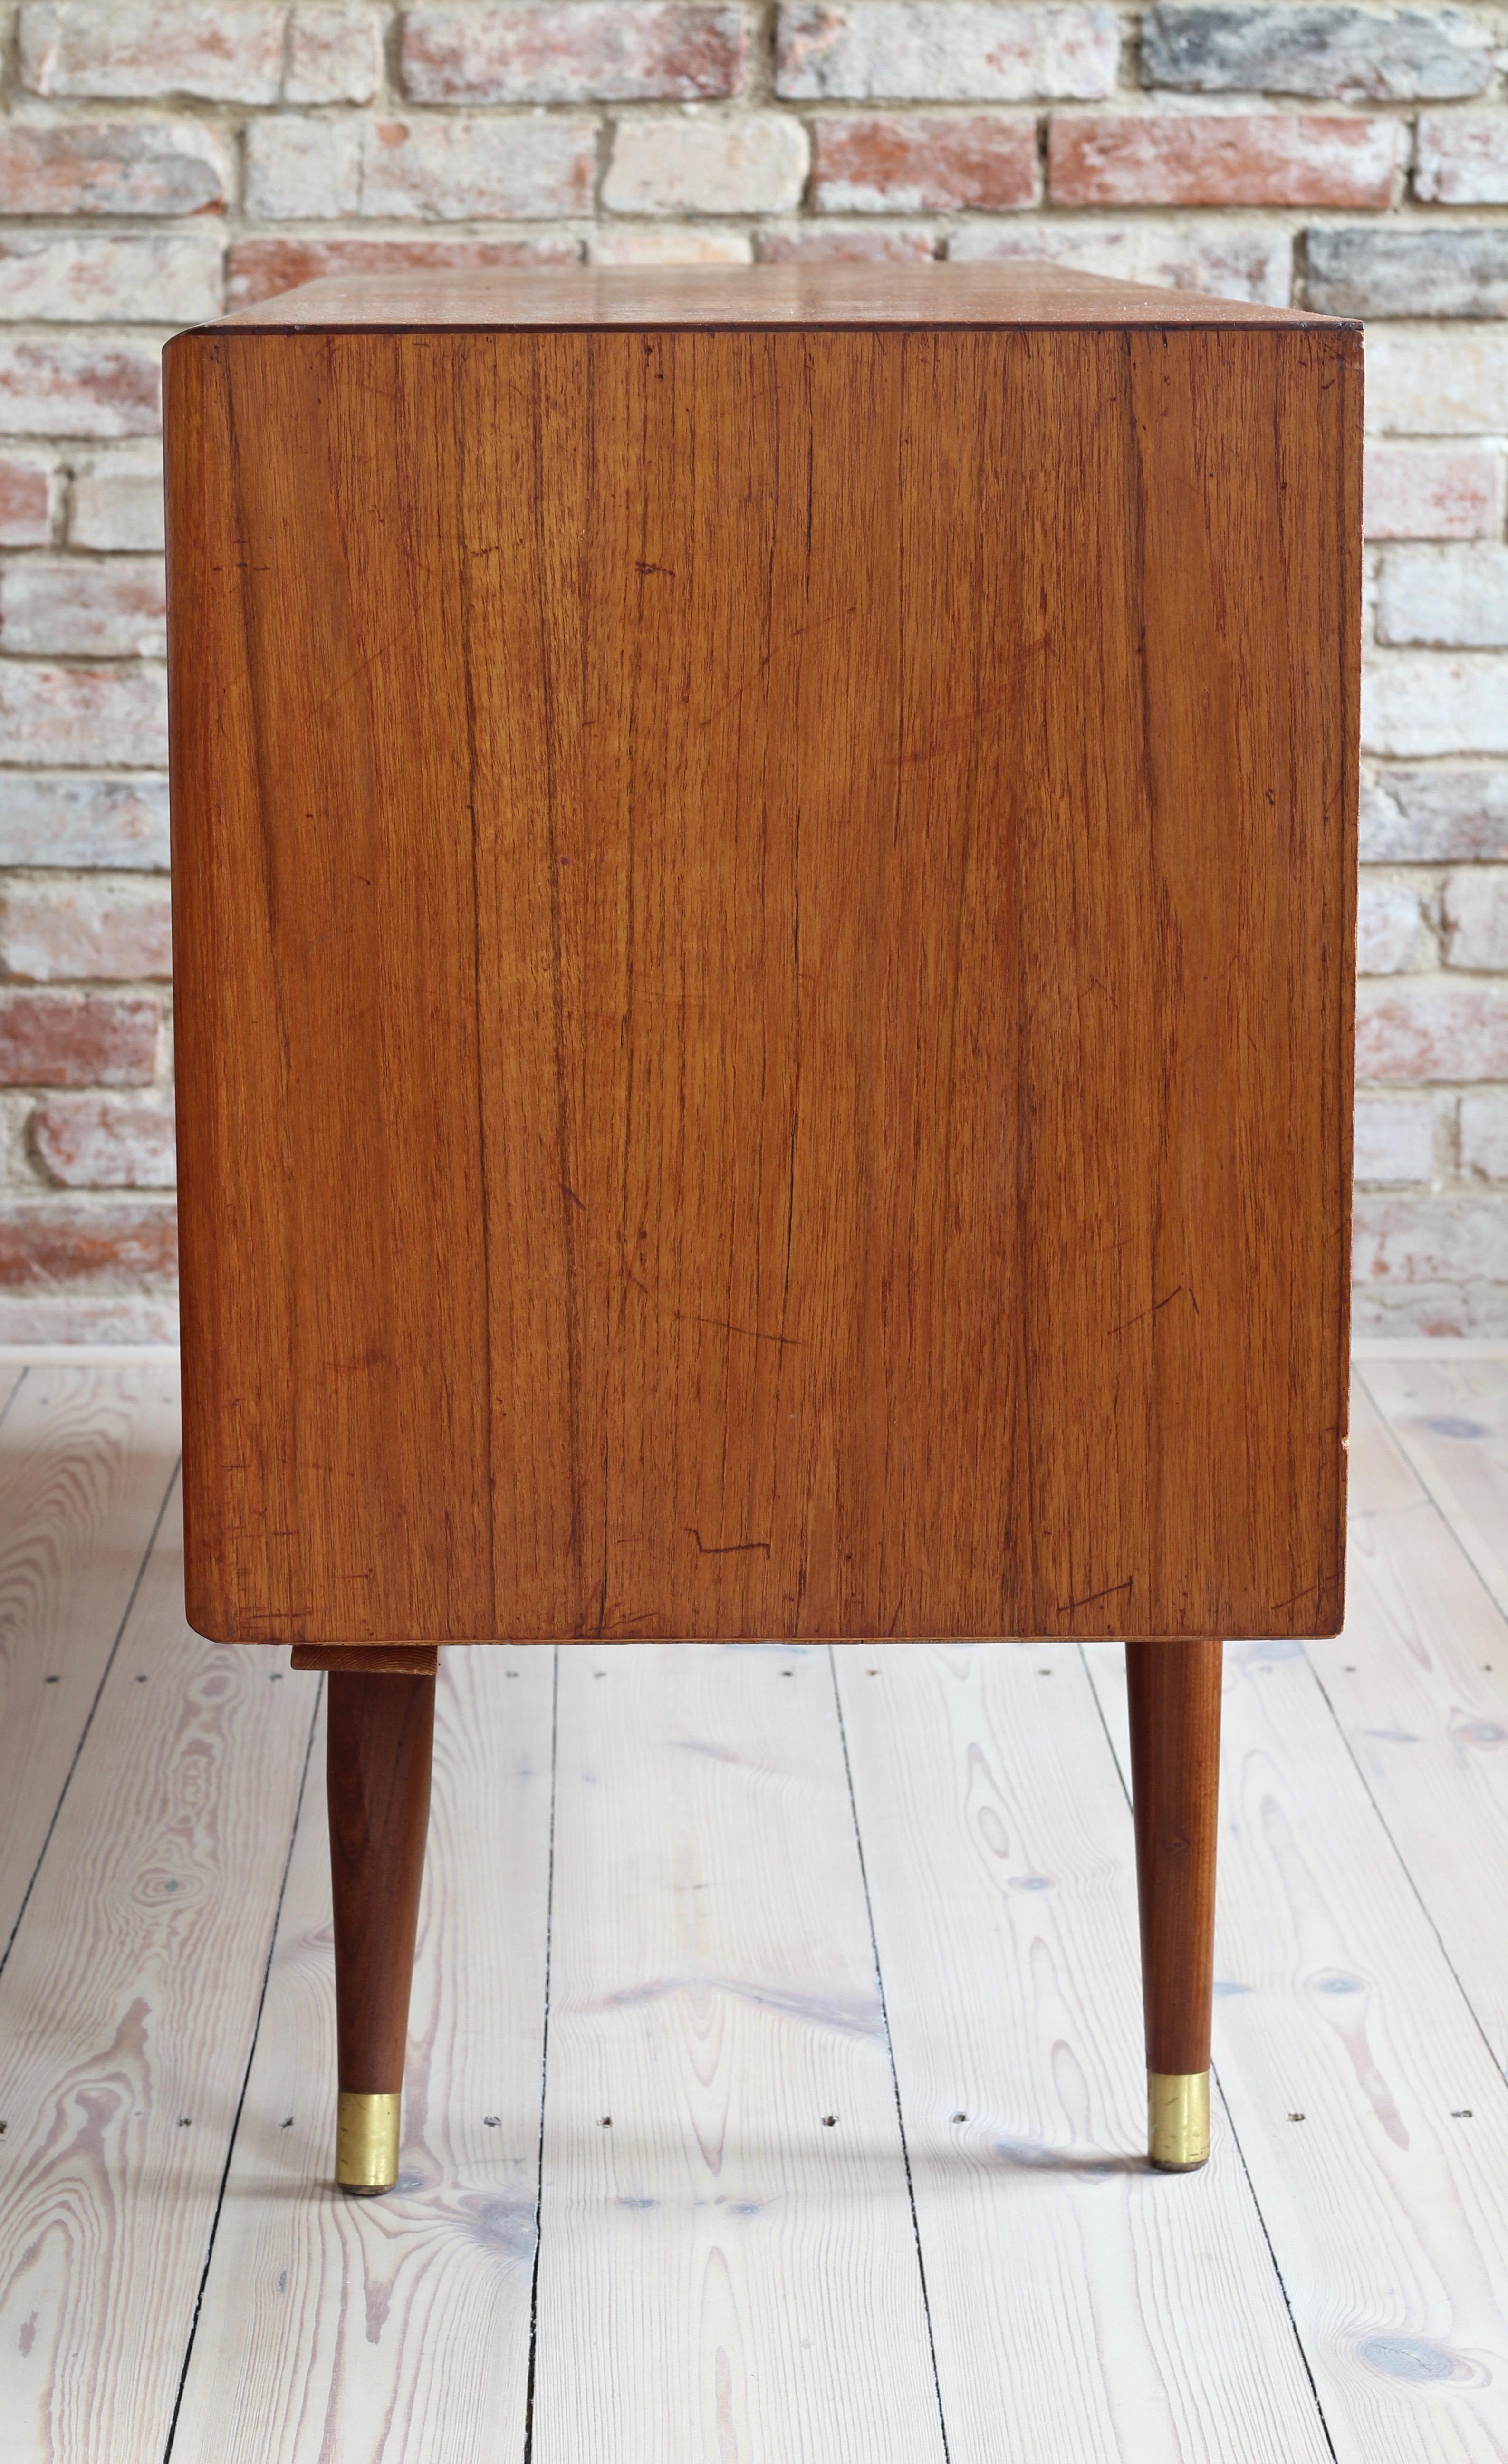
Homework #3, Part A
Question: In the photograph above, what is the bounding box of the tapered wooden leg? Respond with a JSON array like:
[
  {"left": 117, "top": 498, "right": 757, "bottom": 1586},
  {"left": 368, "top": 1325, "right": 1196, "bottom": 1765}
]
[
  {"left": 1125, "top": 1638, "right": 1222, "bottom": 2171},
  {"left": 327, "top": 1670, "right": 435, "bottom": 2194}
]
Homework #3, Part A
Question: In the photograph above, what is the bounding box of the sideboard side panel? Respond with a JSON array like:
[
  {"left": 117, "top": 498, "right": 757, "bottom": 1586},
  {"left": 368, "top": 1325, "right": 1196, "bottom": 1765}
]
[
  {"left": 166, "top": 320, "right": 1357, "bottom": 1642},
  {"left": 167, "top": 332, "right": 498, "bottom": 1641}
]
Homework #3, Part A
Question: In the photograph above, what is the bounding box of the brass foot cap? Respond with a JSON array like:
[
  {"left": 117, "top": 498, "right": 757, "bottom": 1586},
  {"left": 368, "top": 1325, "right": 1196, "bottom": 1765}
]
[
  {"left": 1148, "top": 2071, "right": 1210, "bottom": 2171},
  {"left": 337, "top": 2090, "right": 401, "bottom": 2193}
]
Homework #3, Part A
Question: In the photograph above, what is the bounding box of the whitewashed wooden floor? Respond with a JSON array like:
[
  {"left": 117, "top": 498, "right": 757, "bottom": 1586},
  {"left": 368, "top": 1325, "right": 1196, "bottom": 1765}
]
[{"left": 3, "top": 1349, "right": 1508, "bottom": 2462}]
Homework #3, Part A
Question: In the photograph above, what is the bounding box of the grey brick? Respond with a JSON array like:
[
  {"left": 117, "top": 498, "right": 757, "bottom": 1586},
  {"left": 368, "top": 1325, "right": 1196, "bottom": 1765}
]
[
  {"left": 1365, "top": 327, "right": 1508, "bottom": 435},
  {"left": 0, "top": 117, "right": 231, "bottom": 215},
  {"left": 1304, "top": 226, "right": 1508, "bottom": 316},
  {"left": 1358, "top": 874, "right": 1428, "bottom": 972},
  {"left": 1353, "top": 1195, "right": 1508, "bottom": 1328},
  {"left": 1353, "top": 1089, "right": 1437, "bottom": 1181},
  {"left": 1444, "top": 867, "right": 1508, "bottom": 971},
  {"left": 948, "top": 215, "right": 1290, "bottom": 304},
  {"left": 1461, "top": 1090, "right": 1508, "bottom": 1180},
  {"left": 1360, "top": 767, "right": 1508, "bottom": 862},
  {"left": 1141, "top": 5, "right": 1495, "bottom": 102},
  {"left": 0, "top": 773, "right": 170, "bottom": 868},
  {"left": 775, "top": 3, "right": 1119, "bottom": 101},
  {"left": 1363, "top": 653, "right": 1508, "bottom": 756},
  {"left": 1377, "top": 546, "right": 1508, "bottom": 649}
]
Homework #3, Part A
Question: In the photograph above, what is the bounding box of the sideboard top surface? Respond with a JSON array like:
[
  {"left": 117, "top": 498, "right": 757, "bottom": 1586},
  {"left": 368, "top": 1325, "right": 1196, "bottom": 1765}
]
[{"left": 200, "top": 260, "right": 1356, "bottom": 336}]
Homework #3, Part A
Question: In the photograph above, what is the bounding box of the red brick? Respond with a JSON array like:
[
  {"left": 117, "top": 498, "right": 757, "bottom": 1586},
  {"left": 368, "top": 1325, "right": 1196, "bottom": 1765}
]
[
  {"left": 1360, "top": 767, "right": 1508, "bottom": 864},
  {"left": 0, "top": 339, "right": 161, "bottom": 439},
  {"left": 1352, "top": 1196, "right": 1508, "bottom": 1333},
  {"left": 0, "top": 232, "right": 223, "bottom": 324},
  {"left": 0, "top": 882, "right": 173, "bottom": 982},
  {"left": 604, "top": 112, "right": 808, "bottom": 214},
  {"left": 0, "top": 775, "right": 171, "bottom": 869},
  {"left": 1416, "top": 111, "right": 1508, "bottom": 205},
  {"left": 588, "top": 226, "right": 753, "bottom": 264},
  {"left": 243, "top": 118, "right": 362, "bottom": 219},
  {"left": 948, "top": 214, "right": 1289, "bottom": 305},
  {"left": 1442, "top": 869, "right": 1508, "bottom": 972},
  {"left": 1048, "top": 110, "right": 1399, "bottom": 207},
  {"left": 1352, "top": 1090, "right": 1437, "bottom": 1182},
  {"left": 0, "top": 118, "right": 229, "bottom": 215},
  {"left": 0, "top": 557, "right": 167, "bottom": 659},
  {"left": 0, "top": 1199, "right": 177, "bottom": 1290},
  {"left": 68, "top": 446, "right": 165, "bottom": 554},
  {"left": 1365, "top": 328, "right": 1508, "bottom": 438},
  {"left": 1375, "top": 543, "right": 1508, "bottom": 649},
  {"left": 1363, "top": 656, "right": 1508, "bottom": 759},
  {"left": 0, "top": 453, "right": 53, "bottom": 548},
  {"left": 1461, "top": 1092, "right": 1508, "bottom": 1181},
  {"left": 775, "top": 2, "right": 1120, "bottom": 102},
  {"left": 1363, "top": 444, "right": 1500, "bottom": 541},
  {"left": 811, "top": 111, "right": 1037, "bottom": 212},
  {"left": 287, "top": 4, "right": 384, "bottom": 104},
  {"left": 361, "top": 117, "right": 597, "bottom": 219},
  {"left": 0, "top": 990, "right": 159, "bottom": 1088},
  {"left": 20, "top": 2, "right": 284, "bottom": 102},
  {"left": 401, "top": 3, "right": 746, "bottom": 102},
  {"left": 1355, "top": 980, "right": 1508, "bottom": 1082},
  {"left": 0, "top": 783, "right": 169, "bottom": 882},
  {"left": 0, "top": 1288, "right": 178, "bottom": 1340},
  {"left": 1357, "top": 876, "right": 1426, "bottom": 974},
  {"left": 757, "top": 223, "right": 937, "bottom": 261},
  {"left": 247, "top": 113, "right": 601, "bottom": 221},
  {"left": 0, "top": 666, "right": 167, "bottom": 767},
  {"left": 227, "top": 232, "right": 580, "bottom": 309},
  {"left": 31, "top": 1094, "right": 176, "bottom": 1188}
]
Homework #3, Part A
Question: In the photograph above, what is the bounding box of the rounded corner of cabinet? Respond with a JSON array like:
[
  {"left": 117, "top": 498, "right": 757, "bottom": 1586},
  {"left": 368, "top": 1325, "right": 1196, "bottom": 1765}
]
[{"left": 182, "top": 1584, "right": 241, "bottom": 1648}]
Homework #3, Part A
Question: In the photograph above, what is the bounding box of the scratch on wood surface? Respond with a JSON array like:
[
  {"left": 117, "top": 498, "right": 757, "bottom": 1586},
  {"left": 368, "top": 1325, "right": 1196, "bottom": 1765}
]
[
  {"left": 1265, "top": 1573, "right": 1339, "bottom": 1616},
  {"left": 1111, "top": 1286, "right": 1199, "bottom": 1337},
  {"left": 623, "top": 1257, "right": 807, "bottom": 1353},
  {"left": 1057, "top": 1576, "right": 1133, "bottom": 1615},
  {"left": 686, "top": 1527, "right": 772, "bottom": 1559}
]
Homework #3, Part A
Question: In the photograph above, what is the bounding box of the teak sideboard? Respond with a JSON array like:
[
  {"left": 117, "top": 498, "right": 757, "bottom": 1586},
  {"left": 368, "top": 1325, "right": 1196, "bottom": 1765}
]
[{"left": 164, "top": 263, "right": 1360, "bottom": 2194}]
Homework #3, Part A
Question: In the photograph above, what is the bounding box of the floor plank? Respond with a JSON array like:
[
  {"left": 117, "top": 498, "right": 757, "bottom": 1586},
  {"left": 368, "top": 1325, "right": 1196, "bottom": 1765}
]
[
  {"left": 10, "top": 1346, "right": 1508, "bottom": 2461},
  {"left": 1087, "top": 1636, "right": 1508, "bottom": 2462},
  {"left": 1358, "top": 1359, "right": 1508, "bottom": 1626},
  {"left": 0, "top": 1360, "right": 181, "bottom": 1957},
  {"left": 1309, "top": 1383, "right": 1508, "bottom": 2072},
  {"left": 835, "top": 1639, "right": 1331, "bottom": 2464},
  {"left": 0, "top": 1479, "right": 317, "bottom": 2464},
  {"left": 170, "top": 1646, "right": 555, "bottom": 2464},
  {"left": 532, "top": 1643, "right": 948, "bottom": 2464}
]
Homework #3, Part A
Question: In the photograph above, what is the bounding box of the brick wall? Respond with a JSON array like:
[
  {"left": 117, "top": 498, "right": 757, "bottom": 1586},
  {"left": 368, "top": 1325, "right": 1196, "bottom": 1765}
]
[{"left": 0, "top": 1, "right": 1505, "bottom": 1340}]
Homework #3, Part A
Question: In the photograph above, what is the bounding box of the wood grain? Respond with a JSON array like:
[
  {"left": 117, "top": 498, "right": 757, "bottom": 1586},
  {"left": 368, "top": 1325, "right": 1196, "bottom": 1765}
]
[
  {"left": 170, "top": 1648, "right": 555, "bottom": 2464},
  {"left": 532, "top": 1642, "right": 947, "bottom": 2464},
  {"left": 1359, "top": 1359, "right": 1508, "bottom": 1626},
  {"left": 1126, "top": 1639, "right": 1222, "bottom": 2077},
  {"left": 833, "top": 1640, "right": 1332, "bottom": 2464},
  {"left": 328, "top": 1669, "right": 434, "bottom": 2096},
  {"left": 0, "top": 1477, "right": 315, "bottom": 2464},
  {"left": 0, "top": 1360, "right": 180, "bottom": 1951},
  {"left": 1087, "top": 1634, "right": 1508, "bottom": 2461},
  {"left": 166, "top": 299, "right": 1359, "bottom": 1646},
  {"left": 1309, "top": 1379, "right": 1508, "bottom": 2069}
]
